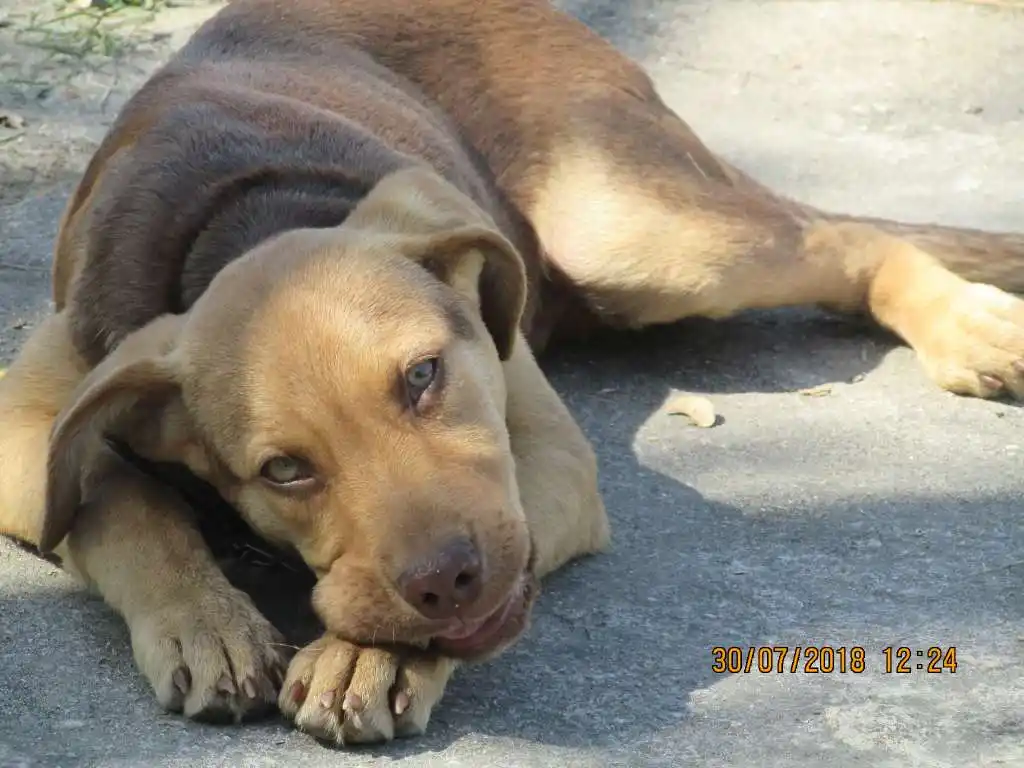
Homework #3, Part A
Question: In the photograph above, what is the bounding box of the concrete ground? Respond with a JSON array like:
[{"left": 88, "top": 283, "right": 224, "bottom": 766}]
[{"left": 2, "top": 1, "right": 1024, "bottom": 766}]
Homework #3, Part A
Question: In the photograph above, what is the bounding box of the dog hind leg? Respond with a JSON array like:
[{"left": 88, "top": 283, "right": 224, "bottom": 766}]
[{"left": 526, "top": 97, "right": 1024, "bottom": 400}]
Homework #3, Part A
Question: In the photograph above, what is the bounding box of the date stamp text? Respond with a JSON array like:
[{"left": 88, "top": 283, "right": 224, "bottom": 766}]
[{"left": 710, "top": 645, "right": 957, "bottom": 674}]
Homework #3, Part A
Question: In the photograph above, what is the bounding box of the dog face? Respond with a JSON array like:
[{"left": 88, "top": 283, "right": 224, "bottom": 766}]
[{"left": 45, "top": 167, "right": 537, "bottom": 661}]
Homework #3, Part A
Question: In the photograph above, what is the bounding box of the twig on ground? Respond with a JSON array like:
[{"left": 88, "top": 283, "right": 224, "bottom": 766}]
[
  {"left": 13, "top": 0, "right": 165, "bottom": 64},
  {"left": 0, "top": 260, "right": 49, "bottom": 274}
]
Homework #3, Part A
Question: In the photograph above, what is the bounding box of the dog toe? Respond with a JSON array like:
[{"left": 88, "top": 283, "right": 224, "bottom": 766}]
[
  {"left": 284, "top": 635, "right": 359, "bottom": 743},
  {"left": 391, "top": 656, "right": 453, "bottom": 739},
  {"left": 139, "top": 636, "right": 190, "bottom": 713},
  {"left": 280, "top": 634, "right": 453, "bottom": 745},
  {"left": 130, "top": 588, "right": 285, "bottom": 723},
  {"left": 338, "top": 647, "right": 399, "bottom": 743}
]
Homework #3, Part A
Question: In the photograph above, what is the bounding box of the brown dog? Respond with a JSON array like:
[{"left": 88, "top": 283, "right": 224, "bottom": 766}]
[{"left": 2, "top": 0, "right": 1024, "bottom": 747}]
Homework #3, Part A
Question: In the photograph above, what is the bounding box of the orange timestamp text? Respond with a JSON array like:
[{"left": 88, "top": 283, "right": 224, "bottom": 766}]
[{"left": 711, "top": 645, "right": 958, "bottom": 674}]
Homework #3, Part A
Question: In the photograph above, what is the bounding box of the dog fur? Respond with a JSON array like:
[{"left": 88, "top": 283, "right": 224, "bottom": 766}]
[{"left": 3, "top": 0, "right": 1024, "bottom": 746}]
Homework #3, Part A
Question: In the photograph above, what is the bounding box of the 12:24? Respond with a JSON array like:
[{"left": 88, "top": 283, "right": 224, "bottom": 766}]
[{"left": 882, "top": 646, "right": 957, "bottom": 674}]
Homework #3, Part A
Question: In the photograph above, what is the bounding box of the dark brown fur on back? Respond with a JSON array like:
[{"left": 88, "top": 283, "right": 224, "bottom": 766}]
[{"left": 64, "top": 33, "right": 544, "bottom": 365}]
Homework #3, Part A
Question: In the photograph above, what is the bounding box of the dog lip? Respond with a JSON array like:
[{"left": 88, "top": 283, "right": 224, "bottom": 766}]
[
  {"left": 430, "top": 574, "right": 530, "bottom": 655},
  {"left": 434, "top": 589, "right": 517, "bottom": 641}
]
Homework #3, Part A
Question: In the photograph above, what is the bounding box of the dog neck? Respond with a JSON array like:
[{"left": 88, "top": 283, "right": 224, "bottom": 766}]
[{"left": 178, "top": 171, "right": 377, "bottom": 310}]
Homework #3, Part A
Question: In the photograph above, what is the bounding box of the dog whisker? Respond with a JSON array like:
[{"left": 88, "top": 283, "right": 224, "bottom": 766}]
[{"left": 265, "top": 641, "right": 302, "bottom": 651}]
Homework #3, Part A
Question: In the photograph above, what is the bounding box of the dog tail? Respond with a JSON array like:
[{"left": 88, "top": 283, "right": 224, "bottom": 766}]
[
  {"left": 822, "top": 211, "right": 1024, "bottom": 294},
  {"left": 723, "top": 162, "right": 1024, "bottom": 294}
]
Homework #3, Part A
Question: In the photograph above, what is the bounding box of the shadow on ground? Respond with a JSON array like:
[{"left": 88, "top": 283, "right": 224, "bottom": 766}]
[{"left": 4, "top": 308, "right": 1020, "bottom": 766}]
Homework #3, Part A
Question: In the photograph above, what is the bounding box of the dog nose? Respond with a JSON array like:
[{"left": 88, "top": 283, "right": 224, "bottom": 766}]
[{"left": 397, "top": 537, "right": 484, "bottom": 620}]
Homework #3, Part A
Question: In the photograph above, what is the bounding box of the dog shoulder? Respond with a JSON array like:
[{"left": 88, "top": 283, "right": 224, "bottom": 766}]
[{"left": 62, "top": 72, "right": 385, "bottom": 367}]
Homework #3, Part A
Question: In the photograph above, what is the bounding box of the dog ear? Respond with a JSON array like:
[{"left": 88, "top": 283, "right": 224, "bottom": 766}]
[
  {"left": 344, "top": 166, "right": 527, "bottom": 360},
  {"left": 41, "top": 316, "right": 193, "bottom": 551}
]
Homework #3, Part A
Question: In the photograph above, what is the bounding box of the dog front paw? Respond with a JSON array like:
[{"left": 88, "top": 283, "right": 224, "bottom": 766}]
[
  {"left": 279, "top": 634, "right": 455, "bottom": 745},
  {"left": 129, "top": 587, "right": 287, "bottom": 723}
]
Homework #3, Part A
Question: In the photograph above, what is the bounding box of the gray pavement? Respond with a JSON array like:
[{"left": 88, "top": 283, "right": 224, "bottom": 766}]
[{"left": 2, "top": 1, "right": 1024, "bottom": 766}]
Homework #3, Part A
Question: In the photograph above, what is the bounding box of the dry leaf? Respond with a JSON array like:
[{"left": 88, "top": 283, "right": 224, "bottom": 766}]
[{"left": 665, "top": 393, "right": 717, "bottom": 428}]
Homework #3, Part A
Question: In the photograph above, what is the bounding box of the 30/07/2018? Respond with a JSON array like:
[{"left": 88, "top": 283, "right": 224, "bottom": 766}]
[{"left": 710, "top": 646, "right": 958, "bottom": 674}]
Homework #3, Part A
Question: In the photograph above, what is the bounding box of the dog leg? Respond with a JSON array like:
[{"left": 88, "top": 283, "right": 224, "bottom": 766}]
[
  {"left": 527, "top": 109, "right": 1024, "bottom": 399},
  {"left": 56, "top": 462, "right": 288, "bottom": 722},
  {"left": 0, "top": 314, "right": 285, "bottom": 720},
  {"left": 503, "top": 333, "right": 610, "bottom": 580},
  {"left": 0, "top": 313, "right": 89, "bottom": 544}
]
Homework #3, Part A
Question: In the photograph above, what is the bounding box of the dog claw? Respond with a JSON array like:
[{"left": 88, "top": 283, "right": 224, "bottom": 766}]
[
  {"left": 172, "top": 666, "right": 191, "bottom": 695},
  {"left": 342, "top": 691, "right": 364, "bottom": 713},
  {"left": 319, "top": 689, "right": 336, "bottom": 709},
  {"left": 981, "top": 374, "right": 1003, "bottom": 390},
  {"left": 242, "top": 677, "right": 258, "bottom": 699},
  {"left": 216, "top": 674, "right": 237, "bottom": 695},
  {"left": 393, "top": 690, "right": 410, "bottom": 716},
  {"left": 289, "top": 680, "right": 306, "bottom": 704}
]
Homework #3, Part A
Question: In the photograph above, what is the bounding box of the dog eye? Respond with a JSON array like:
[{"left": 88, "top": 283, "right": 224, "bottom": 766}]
[
  {"left": 260, "top": 455, "right": 314, "bottom": 486},
  {"left": 404, "top": 357, "right": 441, "bottom": 407}
]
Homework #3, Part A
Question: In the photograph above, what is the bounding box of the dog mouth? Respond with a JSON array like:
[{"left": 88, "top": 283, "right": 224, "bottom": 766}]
[{"left": 429, "top": 571, "right": 538, "bottom": 659}]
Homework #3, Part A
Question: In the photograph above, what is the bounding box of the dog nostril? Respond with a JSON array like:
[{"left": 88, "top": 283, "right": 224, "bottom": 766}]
[{"left": 397, "top": 537, "right": 485, "bottom": 620}]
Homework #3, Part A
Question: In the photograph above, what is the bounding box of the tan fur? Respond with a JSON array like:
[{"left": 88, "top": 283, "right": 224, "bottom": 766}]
[
  {"left": 0, "top": 314, "right": 89, "bottom": 544},
  {"left": 2, "top": 164, "right": 605, "bottom": 742},
  {"left": 2, "top": 0, "right": 1023, "bottom": 747}
]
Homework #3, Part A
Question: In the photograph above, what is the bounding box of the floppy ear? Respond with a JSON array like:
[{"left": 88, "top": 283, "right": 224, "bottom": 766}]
[
  {"left": 41, "top": 318, "right": 192, "bottom": 551},
  {"left": 344, "top": 166, "right": 527, "bottom": 359}
]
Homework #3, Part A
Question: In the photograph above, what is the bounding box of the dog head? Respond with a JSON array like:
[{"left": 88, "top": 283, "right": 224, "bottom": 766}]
[{"left": 44, "top": 166, "right": 537, "bottom": 661}]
